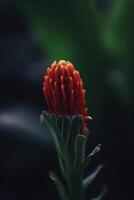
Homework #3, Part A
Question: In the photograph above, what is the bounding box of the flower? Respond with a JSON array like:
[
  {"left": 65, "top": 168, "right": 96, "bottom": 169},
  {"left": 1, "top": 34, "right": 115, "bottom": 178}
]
[{"left": 43, "top": 60, "right": 92, "bottom": 125}]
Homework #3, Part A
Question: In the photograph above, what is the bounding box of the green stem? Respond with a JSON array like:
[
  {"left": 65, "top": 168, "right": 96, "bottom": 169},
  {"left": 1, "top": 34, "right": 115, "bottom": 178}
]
[
  {"left": 68, "top": 171, "right": 84, "bottom": 200},
  {"left": 65, "top": 151, "right": 84, "bottom": 200}
]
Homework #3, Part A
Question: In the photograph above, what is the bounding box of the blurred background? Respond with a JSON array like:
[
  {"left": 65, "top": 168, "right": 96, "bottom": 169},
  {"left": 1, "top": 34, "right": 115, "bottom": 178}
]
[{"left": 0, "top": 0, "right": 134, "bottom": 199}]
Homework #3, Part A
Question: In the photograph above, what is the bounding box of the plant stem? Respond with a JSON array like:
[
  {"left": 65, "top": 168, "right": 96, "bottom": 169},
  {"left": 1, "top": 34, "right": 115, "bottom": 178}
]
[{"left": 65, "top": 152, "right": 84, "bottom": 200}]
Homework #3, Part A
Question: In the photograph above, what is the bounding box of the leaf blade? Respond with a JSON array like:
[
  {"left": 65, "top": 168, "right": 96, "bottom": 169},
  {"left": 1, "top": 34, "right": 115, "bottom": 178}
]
[
  {"left": 73, "top": 134, "right": 86, "bottom": 171},
  {"left": 83, "top": 164, "right": 103, "bottom": 190},
  {"left": 49, "top": 172, "right": 69, "bottom": 200}
]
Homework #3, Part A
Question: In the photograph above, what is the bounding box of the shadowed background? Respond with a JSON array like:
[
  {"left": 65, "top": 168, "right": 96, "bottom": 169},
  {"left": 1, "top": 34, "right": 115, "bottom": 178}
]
[{"left": 0, "top": 0, "right": 134, "bottom": 199}]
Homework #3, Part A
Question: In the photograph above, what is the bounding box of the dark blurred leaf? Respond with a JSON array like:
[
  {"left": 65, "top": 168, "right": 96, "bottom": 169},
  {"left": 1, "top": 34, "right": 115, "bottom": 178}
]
[
  {"left": 83, "top": 164, "right": 103, "bottom": 190},
  {"left": 49, "top": 171, "right": 69, "bottom": 200},
  {"left": 102, "top": 0, "right": 134, "bottom": 101},
  {"left": 81, "top": 144, "right": 101, "bottom": 169}
]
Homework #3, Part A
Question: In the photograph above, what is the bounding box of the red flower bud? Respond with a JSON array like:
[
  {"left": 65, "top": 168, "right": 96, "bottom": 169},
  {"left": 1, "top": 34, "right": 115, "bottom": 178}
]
[{"left": 43, "top": 60, "right": 92, "bottom": 124}]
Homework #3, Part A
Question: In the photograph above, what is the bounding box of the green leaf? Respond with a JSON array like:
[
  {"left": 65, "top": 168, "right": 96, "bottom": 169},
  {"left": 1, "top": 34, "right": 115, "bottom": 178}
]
[
  {"left": 56, "top": 115, "right": 72, "bottom": 142},
  {"left": 56, "top": 115, "right": 63, "bottom": 134},
  {"left": 57, "top": 153, "right": 67, "bottom": 179},
  {"left": 89, "top": 144, "right": 101, "bottom": 156},
  {"left": 62, "top": 116, "right": 72, "bottom": 142},
  {"left": 83, "top": 164, "right": 103, "bottom": 190},
  {"left": 43, "top": 112, "right": 67, "bottom": 178},
  {"left": 81, "top": 144, "right": 101, "bottom": 169},
  {"left": 44, "top": 112, "right": 65, "bottom": 155},
  {"left": 73, "top": 134, "right": 86, "bottom": 171},
  {"left": 66, "top": 116, "right": 84, "bottom": 169},
  {"left": 49, "top": 172, "right": 69, "bottom": 200},
  {"left": 66, "top": 116, "right": 83, "bottom": 145}
]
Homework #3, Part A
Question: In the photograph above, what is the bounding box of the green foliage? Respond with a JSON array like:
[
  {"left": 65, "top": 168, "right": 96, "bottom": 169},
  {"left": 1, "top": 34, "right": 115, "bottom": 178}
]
[
  {"left": 42, "top": 112, "right": 103, "bottom": 200},
  {"left": 82, "top": 144, "right": 101, "bottom": 169},
  {"left": 83, "top": 165, "right": 103, "bottom": 190},
  {"left": 73, "top": 135, "right": 86, "bottom": 171},
  {"left": 101, "top": 0, "right": 134, "bottom": 100},
  {"left": 49, "top": 172, "right": 69, "bottom": 200},
  {"left": 43, "top": 112, "right": 65, "bottom": 156}
]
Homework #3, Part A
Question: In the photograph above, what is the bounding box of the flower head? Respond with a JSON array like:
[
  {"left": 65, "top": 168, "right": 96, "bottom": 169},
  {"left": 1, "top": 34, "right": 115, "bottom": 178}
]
[{"left": 43, "top": 60, "right": 92, "bottom": 124}]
